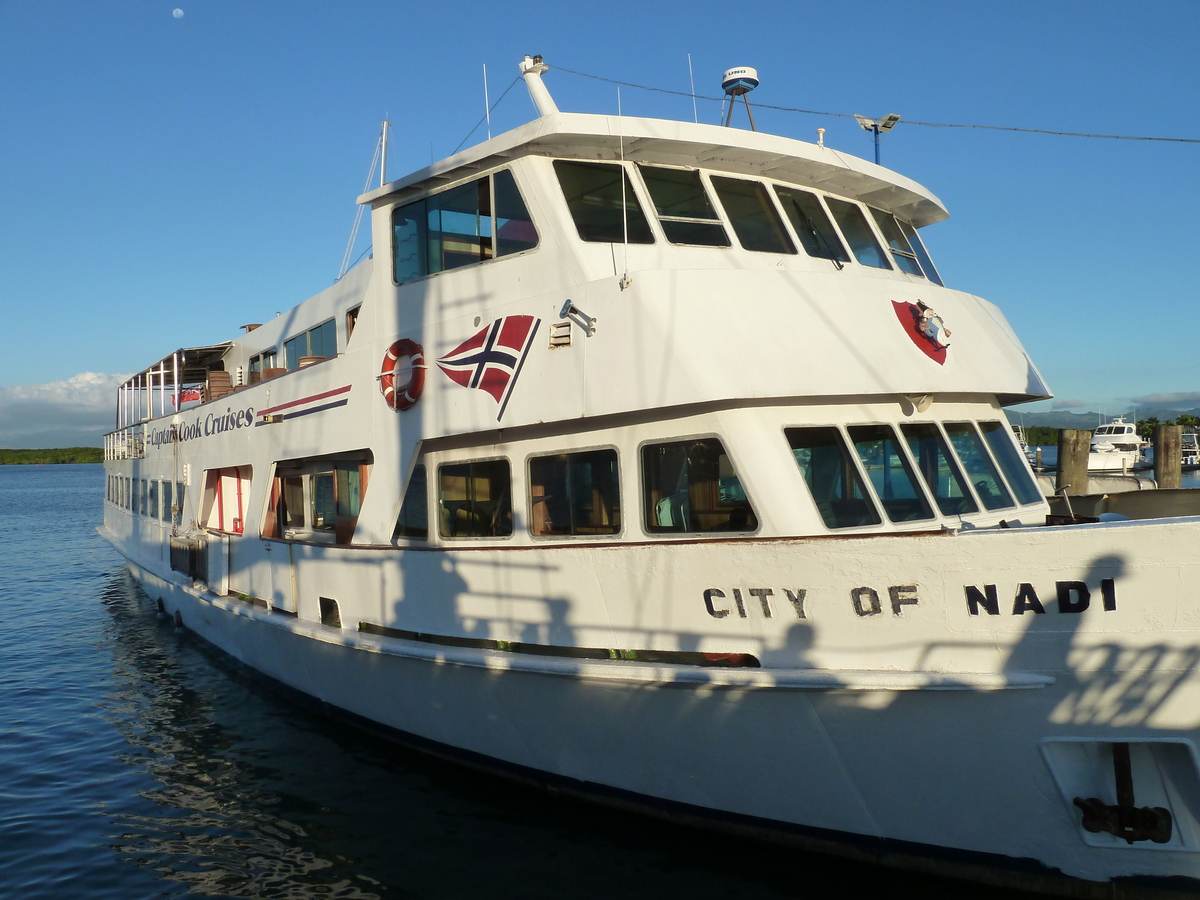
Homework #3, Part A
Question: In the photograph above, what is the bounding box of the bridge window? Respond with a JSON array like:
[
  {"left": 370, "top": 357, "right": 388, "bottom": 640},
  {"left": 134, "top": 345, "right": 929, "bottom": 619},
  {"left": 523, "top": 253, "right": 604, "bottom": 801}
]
[
  {"left": 529, "top": 449, "right": 620, "bottom": 536},
  {"left": 643, "top": 438, "right": 756, "bottom": 533},
  {"left": 786, "top": 427, "right": 881, "bottom": 529},
  {"left": 393, "top": 169, "right": 539, "bottom": 284},
  {"left": 637, "top": 166, "right": 729, "bottom": 247},
  {"left": 554, "top": 160, "right": 654, "bottom": 244},
  {"left": 774, "top": 187, "right": 850, "bottom": 263},
  {"left": 710, "top": 176, "right": 795, "bottom": 254},
  {"left": 869, "top": 208, "right": 924, "bottom": 276},
  {"left": 825, "top": 197, "right": 890, "bottom": 269}
]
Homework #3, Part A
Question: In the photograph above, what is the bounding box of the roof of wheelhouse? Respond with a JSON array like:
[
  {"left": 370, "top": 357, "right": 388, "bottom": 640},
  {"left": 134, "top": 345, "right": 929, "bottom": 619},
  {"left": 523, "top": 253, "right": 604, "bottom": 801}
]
[{"left": 358, "top": 111, "right": 949, "bottom": 229}]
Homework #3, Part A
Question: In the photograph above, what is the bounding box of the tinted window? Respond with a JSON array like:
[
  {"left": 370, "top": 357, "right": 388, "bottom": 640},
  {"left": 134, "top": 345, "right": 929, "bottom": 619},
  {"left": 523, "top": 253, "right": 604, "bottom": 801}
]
[
  {"left": 643, "top": 438, "right": 756, "bottom": 533},
  {"left": 979, "top": 421, "right": 1042, "bottom": 505},
  {"left": 335, "top": 464, "right": 362, "bottom": 518},
  {"left": 394, "top": 465, "right": 428, "bottom": 539},
  {"left": 944, "top": 423, "right": 1014, "bottom": 511},
  {"left": 554, "top": 160, "right": 653, "bottom": 244},
  {"left": 900, "top": 423, "right": 978, "bottom": 516},
  {"left": 825, "top": 198, "right": 891, "bottom": 269},
  {"left": 638, "top": 166, "right": 729, "bottom": 247},
  {"left": 710, "top": 176, "right": 795, "bottom": 254},
  {"left": 869, "top": 208, "right": 923, "bottom": 275},
  {"left": 529, "top": 449, "right": 620, "bottom": 536},
  {"left": 786, "top": 427, "right": 881, "bottom": 529},
  {"left": 311, "top": 472, "right": 335, "bottom": 531},
  {"left": 846, "top": 424, "right": 934, "bottom": 522},
  {"left": 774, "top": 187, "right": 849, "bottom": 263},
  {"left": 148, "top": 479, "right": 159, "bottom": 520},
  {"left": 439, "top": 460, "right": 513, "bottom": 538}
]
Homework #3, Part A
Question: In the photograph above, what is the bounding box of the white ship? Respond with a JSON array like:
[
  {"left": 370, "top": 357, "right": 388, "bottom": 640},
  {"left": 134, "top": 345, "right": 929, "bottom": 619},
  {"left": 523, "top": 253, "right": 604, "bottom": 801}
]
[
  {"left": 1089, "top": 417, "right": 1149, "bottom": 473},
  {"left": 100, "top": 57, "right": 1200, "bottom": 896}
]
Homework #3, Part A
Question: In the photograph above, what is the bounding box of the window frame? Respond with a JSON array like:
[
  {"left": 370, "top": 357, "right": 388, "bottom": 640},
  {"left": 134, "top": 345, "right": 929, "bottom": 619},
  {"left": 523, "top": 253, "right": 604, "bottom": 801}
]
[
  {"left": 941, "top": 420, "right": 1018, "bottom": 512},
  {"left": 634, "top": 164, "right": 731, "bottom": 249},
  {"left": 844, "top": 421, "right": 938, "bottom": 524},
  {"left": 525, "top": 444, "right": 624, "bottom": 540},
  {"left": 390, "top": 165, "right": 541, "bottom": 286},
  {"left": 707, "top": 174, "right": 797, "bottom": 255},
  {"left": 283, "top": 318, "right": 337, "bottom": 371}
]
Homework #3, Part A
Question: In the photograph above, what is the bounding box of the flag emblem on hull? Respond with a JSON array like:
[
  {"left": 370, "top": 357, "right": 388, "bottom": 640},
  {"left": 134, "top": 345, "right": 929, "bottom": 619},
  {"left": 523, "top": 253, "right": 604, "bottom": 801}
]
[
  {"left": 437, "top": 315, "right": 541, "bottom": 420},
  {"left": 893, "top": 300, "right": 950, "bottom": 365}
]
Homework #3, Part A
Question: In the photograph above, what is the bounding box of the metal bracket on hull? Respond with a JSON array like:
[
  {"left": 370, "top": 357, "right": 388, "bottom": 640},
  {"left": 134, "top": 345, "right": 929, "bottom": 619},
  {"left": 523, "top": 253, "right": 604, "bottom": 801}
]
[{"left": 1073, "top": 743, "right": 1173, "bottom": 844}]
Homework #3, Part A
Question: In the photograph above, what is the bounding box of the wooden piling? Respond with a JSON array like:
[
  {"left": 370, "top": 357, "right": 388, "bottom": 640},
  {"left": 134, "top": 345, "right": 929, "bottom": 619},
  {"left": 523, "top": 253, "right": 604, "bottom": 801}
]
[
  {"left": 1056, "top": 429, "right": 1090, "bottom": 496},
  {"left": 1154, "top": 424, "right": 1182, "bottom": 489}
]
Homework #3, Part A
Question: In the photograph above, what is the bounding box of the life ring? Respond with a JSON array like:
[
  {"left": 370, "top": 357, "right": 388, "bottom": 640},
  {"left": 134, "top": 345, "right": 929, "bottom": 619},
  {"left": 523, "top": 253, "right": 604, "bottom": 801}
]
[{"left": 379, "top": 339, "right": 425, "bottom": 411}]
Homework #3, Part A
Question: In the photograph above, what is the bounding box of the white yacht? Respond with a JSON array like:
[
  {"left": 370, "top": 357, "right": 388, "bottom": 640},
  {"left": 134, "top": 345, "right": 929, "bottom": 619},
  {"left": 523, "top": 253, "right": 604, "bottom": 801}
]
[
  {"left": 100, "top": 57, "right": 1200, "bottom": 896},
  {"left": 1088, "top": 416, "right": 1149, "bottom": 473}
]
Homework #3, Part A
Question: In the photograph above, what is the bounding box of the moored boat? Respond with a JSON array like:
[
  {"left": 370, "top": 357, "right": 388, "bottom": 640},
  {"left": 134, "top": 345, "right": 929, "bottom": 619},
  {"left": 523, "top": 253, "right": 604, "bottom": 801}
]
[
  {"left": 1088, "top": 416, "right": 1149, "bottom": 473},
  {"left": 100, "top": 56, "right": 1200, "bottom": 896}
]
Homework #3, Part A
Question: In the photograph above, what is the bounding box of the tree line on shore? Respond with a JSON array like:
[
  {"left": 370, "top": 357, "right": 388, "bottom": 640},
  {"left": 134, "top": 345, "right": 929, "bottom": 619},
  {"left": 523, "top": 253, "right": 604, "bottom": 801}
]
[{"left": 0, "top": 448, "right": 103, "bottom": 465}]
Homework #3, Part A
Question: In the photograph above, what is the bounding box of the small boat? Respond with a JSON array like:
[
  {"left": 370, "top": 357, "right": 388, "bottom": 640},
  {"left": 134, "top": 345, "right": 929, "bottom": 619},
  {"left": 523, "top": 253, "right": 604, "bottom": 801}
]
[
  {"left": 1087, "top": 416, "right": 1148, "bottom": 472},
  {"left": 1183, "top": 432, "right": 1199, "bottom": 470},
  {"left": 99, "top": 56, "right": 1200, "bottom": 896}
]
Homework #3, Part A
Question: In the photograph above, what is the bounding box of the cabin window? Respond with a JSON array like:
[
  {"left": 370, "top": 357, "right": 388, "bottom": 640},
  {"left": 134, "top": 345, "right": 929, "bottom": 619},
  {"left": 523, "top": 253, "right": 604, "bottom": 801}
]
[
  {"left": 148, "top": 480, "right": 159, "bottom": 520},
  {"left": 162, "top": 480, "right": 173, "bottom": 522},
  {"left": 392, "top": 169, "right": 539, "bottom": 283},
  {"left": 284, "top": 320, "right": 336, "bottom": 371},
  {"left": 553, "top": 160, "right": 654, "bottom": 244},
  {"left": 393, "top": 465, "right": 428, "bottom": 540},
  {"left": 176, "top": 482, "right": 186, "bottom": 521},
  {"left": 786, "top": 427, "right": 882, "bottom": 529},
  {"left": 140, "top": 479, "right": 148, "bottom": 516},
  {"left": 869, "top": 208, "right": 924, "bottom": 276},
  {"left": 943, "top": 423, "right": 1015, "bottom": 510},
  {"left": 249, "top": 348, "right": 278, "bottom": 383},
  {"left": 346, "top": 306, "right": 360, "bottom": 342},
  {"left": 529, "top": 449, "right": 620, "bottom": 536},
  {"left": 709, "top": 176, "right": 795, "bottom": 254},
  {"left": 901, "top": 424, "right": 978, "bottom": 516},
  {"left": 774, "top": 187, "right": 850, "bottom": 263},
  {"left": 978, "top": 421, "right": 1042, "bottom": 505},
  {"left": 439, "top": 460, "right": 512, "bottom": 538},
  {"left": 264, "top": 452, "right": 371, "bottom": 542},
  {"left": 825, "top": 198, "right": 891, "bottom": 269},
  {"left": 642, "top": 438, "right": 756, "bottom": 533},
  {"left": 846, "top": 425, "right": 935, "bottom": 523},
  {"left": 899, "top": 222, "right": 943, "bottom": 286},
  {"left": 637, "top": 166, "right": 729, "bottom": 247}
]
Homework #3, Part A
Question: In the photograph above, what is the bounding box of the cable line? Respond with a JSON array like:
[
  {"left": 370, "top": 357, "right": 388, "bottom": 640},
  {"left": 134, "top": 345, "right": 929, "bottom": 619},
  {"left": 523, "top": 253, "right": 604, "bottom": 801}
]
[{"left": 553, "top": 64, "right": 1200, "bottom": 145}]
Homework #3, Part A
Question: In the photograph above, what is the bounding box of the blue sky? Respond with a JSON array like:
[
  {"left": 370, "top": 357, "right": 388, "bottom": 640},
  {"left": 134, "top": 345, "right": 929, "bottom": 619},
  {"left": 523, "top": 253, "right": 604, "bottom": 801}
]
[{"left": 2, "top": 1, "right": 1198, "bottom": 446}]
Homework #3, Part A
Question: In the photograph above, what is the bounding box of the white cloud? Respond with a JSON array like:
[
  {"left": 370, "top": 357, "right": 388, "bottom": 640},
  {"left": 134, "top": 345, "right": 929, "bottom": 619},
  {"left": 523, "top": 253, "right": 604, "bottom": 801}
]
[
  {"left": 0, "top": 372, "right": 130, "bottom": 449},
  {"left": 1131, "top": 391, "right": 1200, "bottom": 408}
]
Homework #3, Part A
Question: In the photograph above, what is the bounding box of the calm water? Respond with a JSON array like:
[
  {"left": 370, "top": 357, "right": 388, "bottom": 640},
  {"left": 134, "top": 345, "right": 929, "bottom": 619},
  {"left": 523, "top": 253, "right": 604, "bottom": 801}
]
[{"left": 1, "top": 464, "right": 1035, "bottom": 900}]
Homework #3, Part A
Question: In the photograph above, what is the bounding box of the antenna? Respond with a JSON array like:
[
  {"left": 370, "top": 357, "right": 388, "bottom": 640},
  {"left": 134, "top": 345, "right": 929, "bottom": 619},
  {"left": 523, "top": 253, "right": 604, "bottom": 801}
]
[
  {"left": 721, "top": 66, "right": 759, "bottom": 130},
  {"left": 854, "top": 113, "right": 901, "bottom": 164},
  {"left": 687, "top": 53, "right": 698, "bottom": 124},
  {"left": 338, "top": 120, "right": 386, "bottom": 281},
  {"left": 483, "top": 64, "right": 492, "bottom": 140}
]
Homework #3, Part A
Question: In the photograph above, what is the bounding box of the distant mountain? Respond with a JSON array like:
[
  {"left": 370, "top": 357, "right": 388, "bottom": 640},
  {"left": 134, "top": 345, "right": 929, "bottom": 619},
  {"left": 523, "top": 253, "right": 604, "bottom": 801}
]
[{"left": 1005, "top": 408, "right": 1200, "bottom": 430}]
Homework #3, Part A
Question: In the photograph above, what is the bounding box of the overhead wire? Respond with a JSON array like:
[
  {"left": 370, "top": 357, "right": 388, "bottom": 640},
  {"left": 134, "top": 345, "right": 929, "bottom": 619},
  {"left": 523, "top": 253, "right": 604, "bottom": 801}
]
[{"left": 552, "top": 64, "right": 1200, "bottom": 145}]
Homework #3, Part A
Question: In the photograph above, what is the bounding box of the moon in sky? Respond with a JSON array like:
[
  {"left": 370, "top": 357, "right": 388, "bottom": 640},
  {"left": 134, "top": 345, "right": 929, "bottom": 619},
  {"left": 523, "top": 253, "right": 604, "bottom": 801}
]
[{"left": 172, "top": 8, "right": 184, "bottom": 17}]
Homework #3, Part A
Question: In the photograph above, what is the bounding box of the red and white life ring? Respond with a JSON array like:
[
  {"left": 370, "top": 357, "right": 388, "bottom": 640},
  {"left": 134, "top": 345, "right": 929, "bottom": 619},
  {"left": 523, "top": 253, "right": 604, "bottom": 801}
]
[{"left": 379, "top": 339, "right": 425, "bottom": 411}]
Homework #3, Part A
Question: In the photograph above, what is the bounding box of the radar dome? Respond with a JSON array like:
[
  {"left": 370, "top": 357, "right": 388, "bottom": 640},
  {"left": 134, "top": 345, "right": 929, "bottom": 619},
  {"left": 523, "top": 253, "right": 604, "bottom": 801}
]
[{"left": 721, "top": 67, "right": 759, "bottom": 95}]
